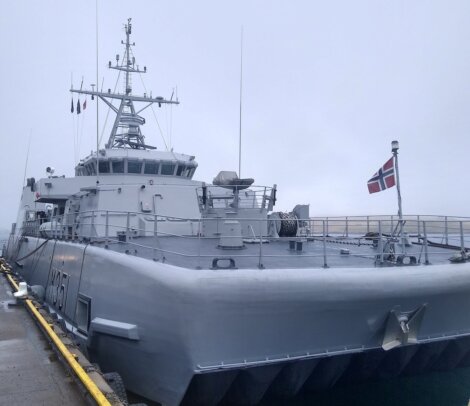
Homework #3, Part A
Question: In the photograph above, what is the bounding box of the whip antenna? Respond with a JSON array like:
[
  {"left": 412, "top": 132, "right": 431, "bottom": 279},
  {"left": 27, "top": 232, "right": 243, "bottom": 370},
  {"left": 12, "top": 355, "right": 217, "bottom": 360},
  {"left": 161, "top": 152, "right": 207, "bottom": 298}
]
[
  {"left": 23, "top": 131, "right": 32, "bottom": 186},
  {"left": 238, "top": 26, "right": 244, "bottom": 178},
  {"left": 95, "top": 0, "right": 100, "bottom": 182}
]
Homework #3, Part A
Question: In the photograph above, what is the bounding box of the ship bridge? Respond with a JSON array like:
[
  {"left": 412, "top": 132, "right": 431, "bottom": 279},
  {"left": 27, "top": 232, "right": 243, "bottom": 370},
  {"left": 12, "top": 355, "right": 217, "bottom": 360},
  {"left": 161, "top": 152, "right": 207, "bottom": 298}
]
[{"left": 75, "top": 149, "right": 198, "bottom": 179}]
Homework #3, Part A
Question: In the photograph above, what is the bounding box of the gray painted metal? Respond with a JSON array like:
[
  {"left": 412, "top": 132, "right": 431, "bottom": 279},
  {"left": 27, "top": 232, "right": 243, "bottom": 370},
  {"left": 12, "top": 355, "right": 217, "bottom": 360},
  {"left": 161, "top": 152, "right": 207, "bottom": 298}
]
[
  {"left": 90, "top": 318, "right": 140, "bottom": 340},
  {"left": 6, "top": 235, "right": 470, "bottom": 405}
]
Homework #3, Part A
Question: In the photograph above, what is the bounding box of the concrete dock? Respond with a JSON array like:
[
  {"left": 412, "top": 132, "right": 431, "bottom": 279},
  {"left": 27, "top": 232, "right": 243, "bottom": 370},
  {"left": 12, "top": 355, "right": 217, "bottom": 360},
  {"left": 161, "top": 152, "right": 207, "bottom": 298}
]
[{"left": 0, "top": 274, "right": 85, "bottom": 405}]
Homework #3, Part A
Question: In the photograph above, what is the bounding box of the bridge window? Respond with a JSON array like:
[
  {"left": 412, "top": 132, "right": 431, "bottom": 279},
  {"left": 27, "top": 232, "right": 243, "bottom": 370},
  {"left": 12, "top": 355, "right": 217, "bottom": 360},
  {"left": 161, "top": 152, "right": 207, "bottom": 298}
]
[
  {"left": 112, "top": 160, "right": 124, "bottom": 173},
  {"left": 98, "top": 160, "right": 110, "bottom": 173},
  {"left": 182, "top": 166, "right": 193, "bottom": 177},
  {"left": 144, "top": 161, "right": 159, "bottom": 175},
  {"left": 128, "top": 160, "right": 142, "bottom": 174},
  {"left": 161, "top": 163, "right": 176, "bottom": 176},
  {"left": 176, "top": 165, "right": 186, "bottom": 176},
  {"left": 86, "top": 163, "right": 96, "bottom": 175}
]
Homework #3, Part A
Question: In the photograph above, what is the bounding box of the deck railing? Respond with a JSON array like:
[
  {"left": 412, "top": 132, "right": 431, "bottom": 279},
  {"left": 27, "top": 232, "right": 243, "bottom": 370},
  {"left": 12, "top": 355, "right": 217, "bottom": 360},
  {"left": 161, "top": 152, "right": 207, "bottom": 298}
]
[
  {"left": 17, "top": 212, "right": 470, "bottom": 269},
  {"left": 196, "top": 185, "right": 274, "bottom": 210}
]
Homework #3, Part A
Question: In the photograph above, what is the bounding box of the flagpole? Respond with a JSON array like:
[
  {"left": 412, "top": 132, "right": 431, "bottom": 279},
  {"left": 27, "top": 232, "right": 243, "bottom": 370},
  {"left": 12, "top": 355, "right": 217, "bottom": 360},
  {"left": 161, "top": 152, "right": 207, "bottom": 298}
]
[{"left": 391, "top": 140, "right": 404, "bottom": 251}]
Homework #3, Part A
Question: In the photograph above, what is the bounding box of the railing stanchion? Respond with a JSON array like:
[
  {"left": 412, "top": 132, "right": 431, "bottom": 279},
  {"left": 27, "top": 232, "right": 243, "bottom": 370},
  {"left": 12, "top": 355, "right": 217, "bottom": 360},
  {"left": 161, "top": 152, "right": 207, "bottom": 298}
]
[
  {"left": 126, "top": 212, "right": 130, "bottom": 241},
  {"left": 460, "top": 221, "right": 465, "bottom": 253},
  {"left": 258, "top": 220, "right": 264, "bottom": 269},
  {"left": 90, "top": 211, "right": 94, "bottom": 241},
  {"left": 367, "top": 216, "right": 370, "bottom": 234},
  {"left": 322, "top": 220, "right": 328, "bottom": 268},
  {"left": 390, "top": 215, "right": 393, "bottom": 235},
  {"left": 75, "top": 211, "right": 79, "bottom": 241},
  {"left": 153, "top": 214, "right": 158, "bottom": 261},
  {"left": 326, "top": 217, "right": 329, "bottom": 237},
  {"left": 63, "top": 216, "right": 68, "bottom": 240},
  {"left": 445, "top": 216, "right": 449, "bottom": 245},
  {"left": 105, "top": 211, "right": 109, "bottom": 248},
  {"left": 423, "top": 221, "right": 430, "bottom": 265},
  {"left": 346, "top": 216, "right": 349, "bottom": 237},
  {"left": 72, "top": 213, "right": 75, "bottom": 241},
  {"left": 378, "top": 220, "right": 383, "bottom": 265},
  {"left": 196, "top": 219, "right": 202, "bottom": 269},
  {"left": 417, "top": 215, "right": 421, "bottom": 237}
]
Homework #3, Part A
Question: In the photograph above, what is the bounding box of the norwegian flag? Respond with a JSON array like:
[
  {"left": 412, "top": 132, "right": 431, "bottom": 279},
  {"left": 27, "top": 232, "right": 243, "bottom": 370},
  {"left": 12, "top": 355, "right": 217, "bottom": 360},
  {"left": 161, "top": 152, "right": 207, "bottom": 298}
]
[{"left": 367, "top": 157, "right": 396, "bottom": 194}]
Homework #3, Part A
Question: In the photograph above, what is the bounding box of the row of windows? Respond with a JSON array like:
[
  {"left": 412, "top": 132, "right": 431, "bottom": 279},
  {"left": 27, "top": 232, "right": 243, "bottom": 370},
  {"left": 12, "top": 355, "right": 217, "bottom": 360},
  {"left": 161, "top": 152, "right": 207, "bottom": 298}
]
[{"left": 76, "top": 160, "right": 196, "bottom": 178}]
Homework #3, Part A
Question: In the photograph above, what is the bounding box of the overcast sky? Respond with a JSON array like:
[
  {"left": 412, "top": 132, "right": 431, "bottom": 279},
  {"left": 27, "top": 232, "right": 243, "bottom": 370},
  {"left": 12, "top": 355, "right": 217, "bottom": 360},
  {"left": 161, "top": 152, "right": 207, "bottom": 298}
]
[{"left": 1, "top": 0, "right": 470, "bottom": 231}]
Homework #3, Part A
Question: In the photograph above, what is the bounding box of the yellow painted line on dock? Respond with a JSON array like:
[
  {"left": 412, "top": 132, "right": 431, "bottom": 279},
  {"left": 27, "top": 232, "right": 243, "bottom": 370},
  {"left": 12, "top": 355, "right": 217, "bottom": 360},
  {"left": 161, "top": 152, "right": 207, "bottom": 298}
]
[{"left": 0, "top": 260, "right": 112, "bottom": 406}]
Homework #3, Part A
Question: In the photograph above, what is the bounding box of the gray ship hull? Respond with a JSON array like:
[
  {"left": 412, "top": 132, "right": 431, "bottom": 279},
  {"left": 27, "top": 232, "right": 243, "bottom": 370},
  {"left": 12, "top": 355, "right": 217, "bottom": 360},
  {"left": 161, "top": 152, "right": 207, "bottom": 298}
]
[{"left": 9, "top": 236, "right": 470, "bottom": 405}]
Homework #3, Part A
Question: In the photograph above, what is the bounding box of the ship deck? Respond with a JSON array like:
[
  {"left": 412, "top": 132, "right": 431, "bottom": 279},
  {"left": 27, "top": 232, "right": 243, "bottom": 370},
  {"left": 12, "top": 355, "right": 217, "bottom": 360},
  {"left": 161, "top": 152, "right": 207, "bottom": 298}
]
[{"left": 96, "top": 234, "right": 463, "bottom": 270}]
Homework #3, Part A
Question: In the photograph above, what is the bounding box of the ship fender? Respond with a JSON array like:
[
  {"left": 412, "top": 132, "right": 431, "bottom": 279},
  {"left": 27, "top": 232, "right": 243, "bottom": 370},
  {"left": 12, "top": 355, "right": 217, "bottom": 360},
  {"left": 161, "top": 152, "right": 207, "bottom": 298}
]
[
  {"left": 103, "top": 372, "right": 128, "bottom": 404},
  {"left": 30, "top": 284, "right": 45, "bottom": 301}
]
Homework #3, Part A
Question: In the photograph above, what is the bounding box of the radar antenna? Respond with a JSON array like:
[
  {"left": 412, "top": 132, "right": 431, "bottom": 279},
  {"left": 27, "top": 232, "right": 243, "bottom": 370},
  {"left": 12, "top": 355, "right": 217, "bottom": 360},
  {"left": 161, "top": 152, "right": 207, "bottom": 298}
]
[{"left": 71, "top": 18, "right": 178, "bottom": 150}]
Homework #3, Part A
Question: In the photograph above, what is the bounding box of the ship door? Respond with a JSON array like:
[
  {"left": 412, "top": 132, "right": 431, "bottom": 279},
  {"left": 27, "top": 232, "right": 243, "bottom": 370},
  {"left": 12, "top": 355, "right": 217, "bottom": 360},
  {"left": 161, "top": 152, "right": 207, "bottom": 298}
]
[{"left": 139, "top": 185, "right": 152, "bottom": 213}]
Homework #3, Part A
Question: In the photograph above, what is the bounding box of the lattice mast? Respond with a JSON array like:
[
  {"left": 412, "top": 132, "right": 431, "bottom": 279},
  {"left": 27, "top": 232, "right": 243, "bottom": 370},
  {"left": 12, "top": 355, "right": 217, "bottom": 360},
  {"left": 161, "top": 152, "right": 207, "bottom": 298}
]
[{"left": 70, "top": 18, "right": 178, "bottom": 150}]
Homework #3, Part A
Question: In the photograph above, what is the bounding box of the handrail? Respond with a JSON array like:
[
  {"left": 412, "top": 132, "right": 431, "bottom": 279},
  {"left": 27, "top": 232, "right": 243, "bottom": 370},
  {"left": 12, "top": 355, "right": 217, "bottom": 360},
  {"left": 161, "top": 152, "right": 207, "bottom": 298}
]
[{"left": 16, "top": 210, "right": 470, "bottom": 270}]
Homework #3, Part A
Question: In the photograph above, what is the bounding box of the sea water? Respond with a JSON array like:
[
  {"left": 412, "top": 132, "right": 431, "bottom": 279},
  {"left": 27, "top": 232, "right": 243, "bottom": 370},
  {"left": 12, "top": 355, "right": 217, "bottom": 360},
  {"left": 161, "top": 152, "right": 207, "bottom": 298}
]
[{"left": 263, "top": 368, "right": 470, "bottom": 406}]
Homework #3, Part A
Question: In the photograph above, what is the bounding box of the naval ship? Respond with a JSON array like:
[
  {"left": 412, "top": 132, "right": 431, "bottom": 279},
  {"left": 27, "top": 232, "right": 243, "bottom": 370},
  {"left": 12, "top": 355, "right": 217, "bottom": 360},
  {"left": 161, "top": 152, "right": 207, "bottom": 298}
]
[{"left": 5, "top": 19, "right": 470, "bottom": 406}]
